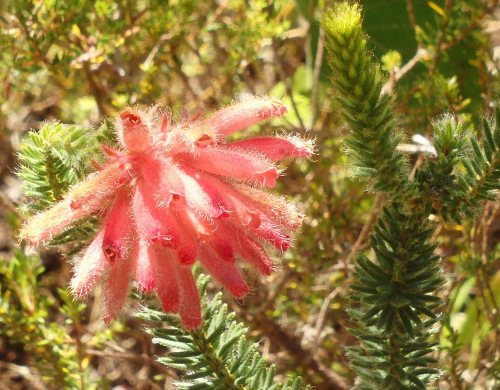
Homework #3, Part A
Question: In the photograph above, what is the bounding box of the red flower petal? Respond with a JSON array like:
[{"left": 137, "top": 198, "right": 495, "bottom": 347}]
[
  {"left": 20, "top": 198, "right": 83, "bottom": 245},
  {"left": 103, "top": 252, "right": 134, "bottom": 323},
  {"left": 175, "top": 167, "right": 227, "bottom": 219},
  {"left": 69, "top": 160, "right": 132, "bottom": 211},
  {"left": 231, "top": 183, "right": 304, "bottom": 231},
  {"left": 248, "top": 216, "right": 292, "bottom": 251},
  {"left": 171, "top": 208, "right": 200, "bottom": 265},
  {"left": 196, "top": 97, "right": 287, "bottom": 138},
  {"left": 201, "top": 176, "right": 261, "bottom": 229},
  {"left": 133, "top": 180, "right": 181, "bottom": 248},
  {"left": 182, "top": 168, "right": 230, "bottom": 218},
  {"left": 20, "top": 160, "right": 132, "bottom": 245},
  {"left": 229, "top": 226, "right": 275, "bottom": 275},
  {"left": 70, "top": 227, "right": 109, "bottom": 297},
  {"left": 159, "top": 111, "right": 171, "bottom": 134},
  {"left": 175, "top": 263, "right": 202, "bottom": 329},
  {"left": 133, "top": 240, "right": 156, "bottom": 292},
  {"left": 138, "top": 156, "right": 186, "bottom": 208},
  {"left": 117, "top": 109, "right": 151, "bottom": 154},
  {"left": 199, "top": 247, "right": 249, "bottom": 298},
  {"left": 223, "top": 136, "right": 313, "bottom": 161},
  {"left": 178, "top": 147, "right": 279, "bottom": 187},
  {"left": 206, "top": 229, "right": 235, "bottom": 263},
  {"left": 102, "top": 190, "right": 133, "bottom": 265},
  {"left": 154, "top": 246, "right": 180, "bottom": 313}
]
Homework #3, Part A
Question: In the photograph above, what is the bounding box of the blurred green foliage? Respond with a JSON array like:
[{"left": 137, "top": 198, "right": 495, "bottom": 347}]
[
  {"left": 0, "top": 250, "right": 98, "bottom": 389},
  {"left": 0, "top": 0, "right": 290, "bottom": 122}
]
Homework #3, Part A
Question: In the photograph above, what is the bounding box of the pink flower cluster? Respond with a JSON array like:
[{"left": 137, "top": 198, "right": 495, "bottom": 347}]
[{"left": 20, "top": 97, "right": 313, "bottom": 329}]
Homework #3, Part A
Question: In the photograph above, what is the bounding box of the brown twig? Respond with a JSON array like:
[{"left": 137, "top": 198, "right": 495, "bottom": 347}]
[
  {"left": 312, "top": 27, "right": 325, "bottom": 122},
  {"left": 344, "top": 192, "right": 384, "bottom": 266},
  {"left": 440, "top": 0, "right": 498, "bottom": 52},
  {"left": 431, "top": 0, "right": 497, "bottom": 75},
  {"left": 406, "top": 0, "right": 425, "bottom": 50},
  {"left": 482, "top": 201, "right": 500, "bottom": 255},
  {"left": 479, "top": 201, "right": 500, "bottom": 341},
  {"left": 382, "top": 48, "right": 428, "bottom": 94},
  {"left": 429, "top": 0, "right": 453, "bottom": 74},
  {"left": 312, "top": 287, "right": 342, "bottom": 350},
  {"left": 83, "top": 62, "right": 111, "bottom": 117},
  {"left": 272, "top": 39, "right": 307, "bottom": 132},
  {"left": 233, "top": 306, "right": 350, "bottom": 390}
]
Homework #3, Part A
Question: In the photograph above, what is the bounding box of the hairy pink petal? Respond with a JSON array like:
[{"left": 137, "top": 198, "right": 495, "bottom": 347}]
[
  {"left": 196, "top": 97, "right": 287, "bottom": 138},
  {"left": 248, "top": 216, "right": 292, "bottom": 251},
  {"left": 200, "top": 176, "right": 261, "bottom": 229},
  {"left": 175, "top": 167, "right": 226, "bottom": 218},
  {"left": 171, "top": 208, "right": 200, "bottom": 265},
  {"left": 199, "top": 247, "right": 249, "bottom": 298},
  {"left": 137, "top": 156, "right": 185, "bottom": 207},
  {"left": 133, "top": 180, "right": 181, "bottom": 248},
  {"left": 228, "top": 225, "right": 274, "bottom": 275},
  {"left": 103, "top": 253, "right": 134, "bottom": 323},
  {"left": 101, "top": 144, "right": 122, "bottom": 159},
  {"left": 102, "top": 191, "right": 133, "bottom": 265},
  {"left": 68, "top": 160, "right": 132, "bottom": 211},
  {"left": 117, "top": 110, "right": 151, "bottom": 154},
  {"left": 20, "top": 161, "right": 132, "bottom": 245},
  {"left": 133, "top": 240, "right": 156, "bottom": 292},
  {"left": 20, "top": 199, "right": 85, "bottom": 245},
  {"left": 178, "top": 147, "right": 279, "bottom": 187},
  {"left": 154, "top": 246, "right": 180, "bottom": 313},
  {"left": 183, "top": 208, "right": 214, "bottom": 236},
  {"left": 207, "top": 229, "right": 235, "bottom": 263},
  {"left": 160, "top": 111, "right": 171, "bottom": 134},
  {"left": 179, "top": 120, "right": 216, "bottom": 148},
  {"left": 175, "top": 264, "right": 202, "bottom": 329},
  {"left": 158, "top": 162, "right": 186, "bottom": 207},
  {"left": 182, "top": 168, "right": 229, "bottom": 218},
  {"left": 176, "top": 244, "right": 197, "bottom": 266},
  {"left": 231, "top": 183, "right": 304, "bottom": 231},
  {"left": 223, "top": 136, "right": 313, "bottom": 161},
  {"left": 70, "top": 228, "right": 109, "bottom": 297}
]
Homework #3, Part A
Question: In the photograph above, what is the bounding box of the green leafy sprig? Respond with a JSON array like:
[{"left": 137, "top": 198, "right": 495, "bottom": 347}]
[{"left": 139, "top": 274, "right": 311, "bottom": 390}]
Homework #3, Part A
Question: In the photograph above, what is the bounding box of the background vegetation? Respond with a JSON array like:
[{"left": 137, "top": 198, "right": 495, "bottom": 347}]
[{"left": 0, "top": 0, "right": 499, "bottom": 389}]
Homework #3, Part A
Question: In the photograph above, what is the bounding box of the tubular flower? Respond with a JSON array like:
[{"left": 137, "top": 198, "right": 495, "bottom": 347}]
[{"left": 20, "top": 97, "right": 313, "bottom": 329}]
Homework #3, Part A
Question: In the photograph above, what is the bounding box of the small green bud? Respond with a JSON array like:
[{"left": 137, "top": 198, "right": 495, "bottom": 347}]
[{"left": 381, "top": 50, "right": 402, "bottom": 74}]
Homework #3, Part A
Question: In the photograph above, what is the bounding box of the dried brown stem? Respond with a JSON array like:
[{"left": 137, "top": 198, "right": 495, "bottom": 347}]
[
  {"left": 272, "top": 39, "right": 307, "bottom": 132},
  {"left": 345, "top": 192, "right": 384, "bottom": 266},
  {"left": 382, "top": 48, "right": 428, "bottom": 94},
  {"left": 312, "top": 27, "right": 325, "bottom": 121},
  {"left": 233, "top": 306, "right": 350, "bottom": 390},
  {"left": 406, "top": 0, "right": 423, "bottom": 48},
  {"left": 312, "top": 287, "right": 342, "bottom": 350},
  {"left": 440, "top": 0, "right": 498, "bottom": 52},
  {"left": 430, "top": 0, "right": 453, "bottom": 74}
]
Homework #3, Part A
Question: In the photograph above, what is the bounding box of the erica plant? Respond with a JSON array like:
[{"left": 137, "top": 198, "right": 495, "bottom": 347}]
[
  {"left": 19, "top": 97, "right": 313, "bottom": 329},
  {"left": 5, "top": 0, "right": 499, "bottom": 388},
  {"left": 324, "top": 2, "right": 500, "bottom": 389}
]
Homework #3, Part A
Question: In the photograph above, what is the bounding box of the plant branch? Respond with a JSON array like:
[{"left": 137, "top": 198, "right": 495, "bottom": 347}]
[{"left": 234, "top": 306, "right": 350, "bottom": 390}]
